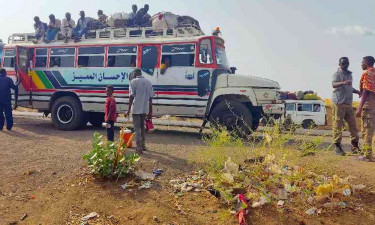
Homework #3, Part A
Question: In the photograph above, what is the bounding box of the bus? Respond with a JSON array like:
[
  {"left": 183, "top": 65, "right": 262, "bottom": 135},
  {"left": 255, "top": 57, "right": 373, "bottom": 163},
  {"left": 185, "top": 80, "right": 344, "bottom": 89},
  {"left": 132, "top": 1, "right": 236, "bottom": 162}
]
[{"left": 2, "top": 26, "right": 280, "bottom": 133}]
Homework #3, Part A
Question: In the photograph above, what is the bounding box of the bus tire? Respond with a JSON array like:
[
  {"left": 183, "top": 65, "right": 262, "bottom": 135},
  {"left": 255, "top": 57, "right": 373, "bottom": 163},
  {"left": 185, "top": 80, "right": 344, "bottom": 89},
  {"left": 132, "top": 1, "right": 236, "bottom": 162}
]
[
  {"left": 88, "top": 112, "right": 105, "bottom": 127},
  {"left": 51, "top": 96, "right": 84, "bottom": 131},
  {"left": 209, "top": 100, "right": 253, "bottom": 135},
  {"left": 302, "top": 119, "right": 315, "bottom": 129}
]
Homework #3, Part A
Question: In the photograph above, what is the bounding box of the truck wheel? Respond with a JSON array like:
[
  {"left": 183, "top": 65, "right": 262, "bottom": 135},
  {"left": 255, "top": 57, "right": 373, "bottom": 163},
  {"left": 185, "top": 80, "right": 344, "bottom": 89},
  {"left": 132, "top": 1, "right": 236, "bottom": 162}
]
[
  {"left": 302, "top": 119, "right": 315, "bottom": 129},
  {"left": 209, "top": 100, "right": 253, "bottom": 135},
  {"left": 51, "top": 96, "right": 84, "bottom": 131},
  {"left": 88, "top": 112, "right": 105, "bottom": 127}
]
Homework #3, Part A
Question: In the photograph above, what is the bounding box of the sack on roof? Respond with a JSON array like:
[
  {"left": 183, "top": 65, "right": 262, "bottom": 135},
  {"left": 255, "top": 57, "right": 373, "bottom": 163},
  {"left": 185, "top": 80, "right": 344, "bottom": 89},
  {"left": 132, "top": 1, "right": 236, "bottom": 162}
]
[
  {"left": 178, "top": 16, "right": 201, "bottom": 30},
  {"left": 151, "top": 12, "right": 178, "bottom": 32}
]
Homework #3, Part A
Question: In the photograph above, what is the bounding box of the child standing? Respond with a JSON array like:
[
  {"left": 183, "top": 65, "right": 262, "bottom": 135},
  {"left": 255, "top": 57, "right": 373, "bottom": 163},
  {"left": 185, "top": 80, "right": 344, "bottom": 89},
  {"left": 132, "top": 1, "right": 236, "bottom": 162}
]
[{"left": 105, "top": 86, "right": 117, "bottom": 141}]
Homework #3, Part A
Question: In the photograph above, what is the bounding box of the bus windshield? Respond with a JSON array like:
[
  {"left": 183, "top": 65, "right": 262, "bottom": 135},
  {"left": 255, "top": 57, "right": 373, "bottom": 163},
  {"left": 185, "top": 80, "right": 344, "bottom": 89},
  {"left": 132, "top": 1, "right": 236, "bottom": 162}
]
[{"left": 214, "top": 38, "right": 229, "bottom": 69}]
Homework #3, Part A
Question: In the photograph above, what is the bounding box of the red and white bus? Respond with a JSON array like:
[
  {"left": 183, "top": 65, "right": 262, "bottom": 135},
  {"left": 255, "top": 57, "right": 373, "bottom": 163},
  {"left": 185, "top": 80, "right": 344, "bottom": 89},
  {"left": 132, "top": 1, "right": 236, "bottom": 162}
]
[{"left": 2, "top": 27, "right": 280, "bottom": 133}]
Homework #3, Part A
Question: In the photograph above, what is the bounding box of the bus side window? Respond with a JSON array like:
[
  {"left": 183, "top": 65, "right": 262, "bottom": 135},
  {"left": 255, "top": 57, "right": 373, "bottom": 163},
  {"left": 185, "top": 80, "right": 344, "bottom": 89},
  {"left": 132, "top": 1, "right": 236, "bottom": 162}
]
[
  {"left": 199, "top": 39, "right": 213, "bottom": 64},
  {"left": 3, "top": 49, "right": 16, "bottom": 68},
  {"left": 161, "top": 44, "right": 195, "bottom": 68},
  {"left": 50, "top": 48, "right": 75, "bottom": 68},
  {"left": 107, "top": 46, "right": 137, "bottom": 67},
  {"left": 35, "top": 48, "right": 47, "bottom": 68},
  {"left": 78, "top": 47, "right": 105, "bottom": 68},
  {"left": 298, "top": 104, "right": 313, "bottom": 112},
  {"left": 141, "top": 46, "right": 158, "bottom": 75}
]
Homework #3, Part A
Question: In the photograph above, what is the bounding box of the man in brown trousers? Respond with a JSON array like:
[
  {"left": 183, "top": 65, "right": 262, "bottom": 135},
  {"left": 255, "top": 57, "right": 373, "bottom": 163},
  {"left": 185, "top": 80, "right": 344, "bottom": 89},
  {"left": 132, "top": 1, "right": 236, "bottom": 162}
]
[{"left": 332, "top": 57, "right": 361, "bottom": 156}]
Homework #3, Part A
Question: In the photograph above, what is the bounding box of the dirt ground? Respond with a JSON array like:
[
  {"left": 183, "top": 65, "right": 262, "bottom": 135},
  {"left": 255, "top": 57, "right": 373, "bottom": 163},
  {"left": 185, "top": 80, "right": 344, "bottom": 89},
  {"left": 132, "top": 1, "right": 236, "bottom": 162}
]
[{"left": 1, "top": 116, "right": 375, "bottom": 225}]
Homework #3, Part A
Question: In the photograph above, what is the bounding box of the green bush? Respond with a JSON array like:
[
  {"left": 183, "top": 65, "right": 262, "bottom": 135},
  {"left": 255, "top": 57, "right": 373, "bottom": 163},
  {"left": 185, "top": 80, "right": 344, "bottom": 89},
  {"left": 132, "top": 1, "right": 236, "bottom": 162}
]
[{"left": 83, "top": 132, "right": 139, "bottom": 177}]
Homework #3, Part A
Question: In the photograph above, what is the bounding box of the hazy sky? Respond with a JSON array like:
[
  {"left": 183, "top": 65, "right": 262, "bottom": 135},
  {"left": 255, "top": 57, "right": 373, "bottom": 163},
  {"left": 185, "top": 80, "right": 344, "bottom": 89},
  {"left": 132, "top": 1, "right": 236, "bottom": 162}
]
[{"left": 0, "top": 0, "right": 374, "bottom": 99}]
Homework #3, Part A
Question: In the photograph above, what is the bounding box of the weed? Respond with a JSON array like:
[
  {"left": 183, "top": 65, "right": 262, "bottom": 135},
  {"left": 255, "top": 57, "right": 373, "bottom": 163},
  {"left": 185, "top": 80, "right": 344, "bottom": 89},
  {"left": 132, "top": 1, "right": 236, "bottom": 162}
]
[{"left": 83, "top": 132, "right": 139, "bottom": 178}]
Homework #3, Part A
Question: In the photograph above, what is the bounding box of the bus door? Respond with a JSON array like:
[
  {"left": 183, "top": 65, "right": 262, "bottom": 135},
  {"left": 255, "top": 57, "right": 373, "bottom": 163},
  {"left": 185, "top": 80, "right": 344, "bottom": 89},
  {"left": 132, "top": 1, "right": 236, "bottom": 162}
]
[
  {"left": 157, "top": 43, "right": 199, "bottom": 116},
  {"left": 139, "top": 45, "right": 159, "bottom": 114},
  {"left": 15, "top": 46, "right": 32, "bottom": 108}
]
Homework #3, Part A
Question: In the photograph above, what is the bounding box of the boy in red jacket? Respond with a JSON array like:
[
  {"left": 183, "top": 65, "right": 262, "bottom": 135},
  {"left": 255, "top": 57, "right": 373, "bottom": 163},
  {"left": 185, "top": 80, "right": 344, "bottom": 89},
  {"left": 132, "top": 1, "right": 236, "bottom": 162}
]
[{"left": 105, "top": 86, "right": 117, "bottom": 141}]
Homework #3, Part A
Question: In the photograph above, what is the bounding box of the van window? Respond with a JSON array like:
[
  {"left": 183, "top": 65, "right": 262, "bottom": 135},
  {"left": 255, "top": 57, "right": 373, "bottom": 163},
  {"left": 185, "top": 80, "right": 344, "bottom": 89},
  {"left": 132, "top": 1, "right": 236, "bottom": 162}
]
[
  {"left": 78, "top": 47, "right": 104, "bottom": 67},
  {"left": 298, "top": 104, "right": 313, "bottom": 112},
  {"left": 286, "top": 103, "right": 295, "bottom": 111},
  {"left": 50, "top": 48, "right": 75, "bottom": 68},
  {"left": 3, "top": 49, "right": 16, "bottom": 68},
  {"left": 141, "top": 46, "right": 158, "bottom": 75},
  {"left": 313, "top": 104, "right": 321, "bottom": 112},
  {"left": 35, "top": 48, "right": 47, "bottom": 68},
  {"left": 107, "top": 46, "right": 137, "bottom": 67},
  {"left": 199, "top": 39, "right": 213, "bottom": 64}
]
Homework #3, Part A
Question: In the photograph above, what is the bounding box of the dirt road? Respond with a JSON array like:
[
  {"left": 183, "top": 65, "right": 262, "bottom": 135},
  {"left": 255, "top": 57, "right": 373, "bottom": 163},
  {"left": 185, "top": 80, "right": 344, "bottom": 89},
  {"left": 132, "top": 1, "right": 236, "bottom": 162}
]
[{"left": 1, "top": 116, "right": 375, "bottom": 225}]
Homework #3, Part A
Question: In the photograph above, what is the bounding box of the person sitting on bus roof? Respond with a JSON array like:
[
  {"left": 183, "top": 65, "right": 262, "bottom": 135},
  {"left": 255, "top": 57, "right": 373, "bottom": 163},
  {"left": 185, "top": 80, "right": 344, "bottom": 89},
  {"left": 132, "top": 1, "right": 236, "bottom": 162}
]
[
  {"left": 61, "top": 12, "right": 76, "bottom": 43},
  {"left": 73, "top": 11, "right": 93, "bottom": 43},
  {"left": 160, "top": 57, "right": 171, "bottom": 75},
  {"left": 43, "top": 14, "right": 61, "bottom": 43},
  {"left": 135, "top": 4, "right": 151, "bottom": 27},
  {"left": 33, "top": 16, "right": 47, "bottom": 44},
  {"left": 97, "top": 10, "right": 109, "bottom": 28},
  {"left": 127, "top": 4, "right": 138, "bottom": 27}
]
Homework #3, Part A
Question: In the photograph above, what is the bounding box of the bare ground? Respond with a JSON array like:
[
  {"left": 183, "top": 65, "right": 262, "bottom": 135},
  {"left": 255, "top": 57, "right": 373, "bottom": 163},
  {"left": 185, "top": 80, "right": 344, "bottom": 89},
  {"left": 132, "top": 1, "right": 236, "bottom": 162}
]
[{"left": 1, "top": 116, "right": 375, "bottom": 225}]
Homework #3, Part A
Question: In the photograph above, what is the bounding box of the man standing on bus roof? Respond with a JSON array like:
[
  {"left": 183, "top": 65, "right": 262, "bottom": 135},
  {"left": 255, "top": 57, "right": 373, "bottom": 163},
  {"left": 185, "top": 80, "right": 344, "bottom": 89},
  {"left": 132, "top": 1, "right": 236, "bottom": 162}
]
[
  {"left": 73, "top": 11, "right": 93, "bottom": 43},
  {"left": 128, "top": 4, "right": 138, "bottom": 27},
  {"left": 126, "top": 68, "right": 154, "bottom": 154},
  {"left": 44, "top": 14, "right": 61, "bottom": 43},
  {"left": 61, "top": 12, "right": 76, "bottom": 43},
  {"left": 0, "top": 69, "right": 21, "bottom": 131},
  {"left": 356, "top": 56, "right": 375, "bottom": 162},
  {"left": 105, "top": 86, "right": 117, "bottom": 142},
  {"left": 33, "top": 16, "right": 47, "bottom": 44},
  {"left": 332, "top": 57, "right": 361, "bottom": 156}
]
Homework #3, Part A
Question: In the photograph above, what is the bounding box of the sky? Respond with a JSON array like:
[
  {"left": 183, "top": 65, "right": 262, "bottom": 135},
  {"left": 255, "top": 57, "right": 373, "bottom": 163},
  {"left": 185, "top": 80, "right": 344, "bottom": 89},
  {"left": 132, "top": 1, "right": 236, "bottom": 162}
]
[{"left": 0, "top": 0, "right": 374, "bottom": 99}]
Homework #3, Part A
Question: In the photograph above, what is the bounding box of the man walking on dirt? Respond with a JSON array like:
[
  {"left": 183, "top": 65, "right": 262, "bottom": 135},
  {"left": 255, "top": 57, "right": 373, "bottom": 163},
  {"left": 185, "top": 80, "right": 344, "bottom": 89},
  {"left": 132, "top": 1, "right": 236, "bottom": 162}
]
[
  {"left": 356, "top": 56, "right": 375, "bottom": 162},
  {"left": 0, "top": 69, "right": 20, "bottom": 131},
  {"left": 105, "top": 86, "right": 117, "bottom": 142},
  {"left": 126, "top": 68, "right": 154, "bottom": 154},
  {"left": 332, "top": 57, "right": 361, "bottom": 156}
]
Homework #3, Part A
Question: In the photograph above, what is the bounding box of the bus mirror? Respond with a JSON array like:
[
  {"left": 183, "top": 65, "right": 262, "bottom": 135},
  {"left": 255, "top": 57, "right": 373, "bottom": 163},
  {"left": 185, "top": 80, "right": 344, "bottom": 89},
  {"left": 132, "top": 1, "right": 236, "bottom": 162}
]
[{"left": 230, "top": 67, "right": 237, "bottom": 74}]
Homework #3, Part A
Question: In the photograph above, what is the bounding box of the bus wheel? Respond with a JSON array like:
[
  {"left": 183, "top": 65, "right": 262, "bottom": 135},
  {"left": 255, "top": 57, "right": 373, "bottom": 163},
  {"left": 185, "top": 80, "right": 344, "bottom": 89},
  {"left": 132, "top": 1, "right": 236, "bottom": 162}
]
[
  {"left": 209, "top": 100, "right": 253, "bottom": 136},
  {"left": 51, "top": 96, "right": 84, "bottom": 131},
  {"left": 88, "top": 112, "right": 105, "bottom": 127}
]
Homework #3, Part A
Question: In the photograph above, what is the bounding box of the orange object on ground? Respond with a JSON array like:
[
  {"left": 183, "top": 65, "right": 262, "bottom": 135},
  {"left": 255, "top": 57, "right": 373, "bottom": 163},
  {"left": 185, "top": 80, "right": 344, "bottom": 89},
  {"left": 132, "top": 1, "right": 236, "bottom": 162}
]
[{"left": 121, "top": 129, "right": 133, "bottom": 148}]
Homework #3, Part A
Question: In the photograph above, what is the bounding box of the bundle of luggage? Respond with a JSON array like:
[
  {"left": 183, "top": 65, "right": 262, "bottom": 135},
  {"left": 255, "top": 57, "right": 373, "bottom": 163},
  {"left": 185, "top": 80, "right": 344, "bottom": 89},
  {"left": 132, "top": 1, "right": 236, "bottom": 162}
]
[
  {"left": 107, "top": 9, "right": 201, "bottom": 31},
  {"left": 279, "top": 91, "right": 321, "bottom": 100}
]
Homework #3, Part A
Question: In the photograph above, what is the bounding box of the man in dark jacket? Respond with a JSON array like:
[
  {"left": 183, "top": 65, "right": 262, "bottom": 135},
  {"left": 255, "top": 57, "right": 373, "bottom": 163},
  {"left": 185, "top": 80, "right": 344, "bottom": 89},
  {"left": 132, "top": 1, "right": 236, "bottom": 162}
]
[{"left": 0, "top": 69, "right": 20, "bottom": 131}]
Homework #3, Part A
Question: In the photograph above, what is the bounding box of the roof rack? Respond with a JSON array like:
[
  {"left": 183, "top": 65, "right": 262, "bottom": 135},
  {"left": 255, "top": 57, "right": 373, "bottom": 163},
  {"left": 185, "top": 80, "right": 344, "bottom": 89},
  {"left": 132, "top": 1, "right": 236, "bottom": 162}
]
[{"left": 8, "top": 26, "right": 205, "bottom": 44}]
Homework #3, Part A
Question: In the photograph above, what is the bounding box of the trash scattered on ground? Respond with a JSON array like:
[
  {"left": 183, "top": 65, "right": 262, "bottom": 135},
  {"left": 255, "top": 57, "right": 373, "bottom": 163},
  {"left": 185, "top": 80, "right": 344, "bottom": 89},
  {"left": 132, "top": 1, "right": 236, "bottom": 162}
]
[
  {"left": 207, "top": 186, "right": 221, "bottom": 198},
  {"left": 251, "top": 196, "right": 268, "bottom": 208},
  {"left": 138, "top": 181, "right": 152, "bottom": 190},
  {"left": 323, "top": 202, "right": 347, "bottom": 209},
  {"left": 135, "top": 170, "right": 156, "bottom": 180},
  {"left": 305, "top": 207, "right": 318, "bottom": 215},
  {"left": 153, "top": 216, "right": 160, "bottom": 223},
  {"left": 235, "top": 194, "right": 248, "bottom": 225},
  {"left": 20, "top": 214, "right": 28, "bottom": 220},
  {"left": 343, "top": 189, "right": 351, "bottom": 196},
  {"left": 81, "top": 212, "right": 99, "bottom": 221},
  {"left": 169, "top": 171, "right": 207, "bottom": 193},
  {"left": 120, "top": 183, "right": 128, "bottom": 190},
  {"left": 277, "top": 200, "right": 285, "bottom": 207},
  {"left": 153, "top": 169, "right": 164, "bottom": 177},
  {"left": 352, "top": 184, "right": 366, "bottom": 191}
]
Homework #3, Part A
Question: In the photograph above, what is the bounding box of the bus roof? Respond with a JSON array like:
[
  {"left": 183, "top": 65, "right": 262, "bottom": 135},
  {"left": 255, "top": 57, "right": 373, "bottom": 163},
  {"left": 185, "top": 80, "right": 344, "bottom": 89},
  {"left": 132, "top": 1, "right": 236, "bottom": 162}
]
[{"left": 5, "top": 26, "right": 223, "bottom": 48}]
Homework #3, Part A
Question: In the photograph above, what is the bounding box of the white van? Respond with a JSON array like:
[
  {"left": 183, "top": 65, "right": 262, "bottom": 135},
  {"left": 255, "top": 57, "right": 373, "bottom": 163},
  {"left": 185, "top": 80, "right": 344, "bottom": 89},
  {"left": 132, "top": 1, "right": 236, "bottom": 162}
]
[{"left": 284, "top": 100, "right": 327, "bottom": 129}]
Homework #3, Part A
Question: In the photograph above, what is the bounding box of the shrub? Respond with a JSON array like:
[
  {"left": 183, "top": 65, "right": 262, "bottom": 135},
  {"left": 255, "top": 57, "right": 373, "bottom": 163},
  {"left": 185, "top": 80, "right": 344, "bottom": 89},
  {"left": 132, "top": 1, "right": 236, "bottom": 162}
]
[{"left": 83, "top": 132, "right": 139, "bottom": 178}]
